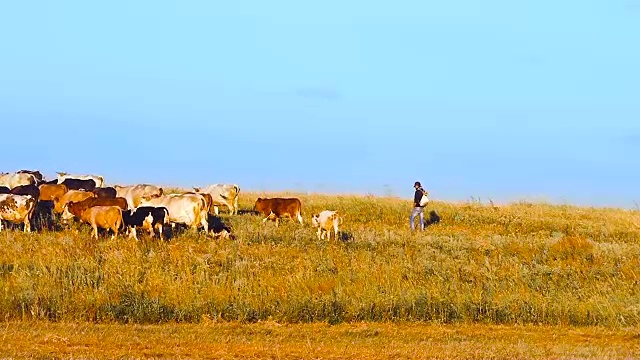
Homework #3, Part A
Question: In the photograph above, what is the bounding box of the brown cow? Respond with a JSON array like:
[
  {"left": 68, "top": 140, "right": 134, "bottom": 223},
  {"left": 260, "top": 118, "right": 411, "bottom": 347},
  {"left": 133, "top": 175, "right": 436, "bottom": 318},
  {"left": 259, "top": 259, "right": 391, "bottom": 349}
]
[
  {"left": 52, "top": 190, "right": 96, "bottom": 213},
  {"left": 253, "top": 197, "right": 303, "bottom": 227},
  {"left": 39, "top": 183, "right": 69, "bottom": 201},
  {"left": 76, "top": 205, "right": 123, "bottom": 240},
  {"left": 92, "top": 187, "right": 117, "bottom": 199},
  {"left": 61, "top": 196, "right": 128, "bottom": 222}
]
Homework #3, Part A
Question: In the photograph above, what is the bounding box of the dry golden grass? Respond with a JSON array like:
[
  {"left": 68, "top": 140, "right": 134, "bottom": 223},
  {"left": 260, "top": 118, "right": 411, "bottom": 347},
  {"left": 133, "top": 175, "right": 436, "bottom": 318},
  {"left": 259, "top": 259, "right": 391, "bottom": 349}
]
[
  {"left": 1, "top": 191, "right": 640, "bottom": 357},
  {"left": 1, "top": 321, "right": 639, "bottom": 359}
]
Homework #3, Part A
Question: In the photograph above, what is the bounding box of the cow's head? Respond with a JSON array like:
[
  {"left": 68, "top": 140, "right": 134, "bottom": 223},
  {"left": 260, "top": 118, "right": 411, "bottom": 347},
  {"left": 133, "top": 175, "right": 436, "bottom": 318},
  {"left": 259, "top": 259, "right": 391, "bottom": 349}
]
[
  {"left": 311, "top": 213, "right": 320, "bottom": 227},
  {"left": 253, "top": 198, "right": 263, "bottom": 211},
  {"left": 60, "top": 202, "right": 75, "bottom": 222}
]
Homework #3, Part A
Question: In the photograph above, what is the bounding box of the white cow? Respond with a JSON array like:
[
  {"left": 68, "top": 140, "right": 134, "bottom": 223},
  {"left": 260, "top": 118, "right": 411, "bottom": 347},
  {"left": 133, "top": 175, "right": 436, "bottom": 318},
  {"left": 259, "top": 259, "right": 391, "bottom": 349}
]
[
  {"left": 114, "top": 184, "right": 163, "bottom": 209},
  {"left": 0, "top": 194, "right": 37, "bottom": 232},
  {"left": 311, "top": 210, "right": 341, "bottom": 241},
  {"left": 56, "top": 172, "right": 105, "bottom": 187},
  {"left": 0, "top": 172, "right": 37, "bottom": 189},
  {"left": 194, "top": 184, "right": 240, "bottom": 215},
  {"left": 138, "top": 193, "right": 209, "bottom": 233}
]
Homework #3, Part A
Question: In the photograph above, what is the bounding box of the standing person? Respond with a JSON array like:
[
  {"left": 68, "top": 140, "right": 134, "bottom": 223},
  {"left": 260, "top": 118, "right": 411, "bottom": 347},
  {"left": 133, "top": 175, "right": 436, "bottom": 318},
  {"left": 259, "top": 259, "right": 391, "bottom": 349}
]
[{"left": 410, "top": 181, "right": 428, "bottom": 231}]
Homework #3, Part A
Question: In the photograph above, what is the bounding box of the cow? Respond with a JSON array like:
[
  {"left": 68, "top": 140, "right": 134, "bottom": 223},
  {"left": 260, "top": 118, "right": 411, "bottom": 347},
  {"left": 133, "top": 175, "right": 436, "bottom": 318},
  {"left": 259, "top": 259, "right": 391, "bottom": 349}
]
[
  {"left": 194, "top": 184, "right": 240, "bottom": 215},
  {"left": 33, "top": 200, "right": 56, "bottom": 231},
  {"left": 0, "top": 186, "right": 10, "bottom": 194},
  {"left": 122, "top": 206, "right": 170, "bottom": 241},
  {"left": 17, "top": 170, "right": 45, "bottom": 184},
  {"left": 186, "top": 192, "right": 213, "bottom": 214},
  {"left": 75, "top": 205, "right": 123, "bottom": 240},
  {"left": 39, "top": 183, "right": 69, "bottom": 201},
  {"left": 92, "top": 187, "right": 117, "bottom": 199},
  {"left": 0, "top": 172, "right": 37, "bottom": 189},
  {"left": 56, "top": 172, "right": 105, "bottom": 188},
  {"left": 207, "top": 215, "right": 234, "bottom": 239},
  {"left": 311, "top": 210, "right": 342, "bottom": 241},
  {"left": 61, "top": 178, "right": 97, "bottom": 192},
  {"left": 114, "top": 184, "right": 163, "bottom": 209},
  {"left": 61, "top": 197, "right": 128, "bottom": 223},
  {"left": 253, "top": 197, "right": 303, "bottom": 227},
  {"left": 138, "top": 193, "right": 209, "bottom": 233},
  {"left": 10, "top": 184, "right": 40, "bottom": 200},
  {"left": 0, "top": 194, "right": 37, "bottom": 232},
  {"left": 52, "top": 190, "right": 96, "bottom": 214}
]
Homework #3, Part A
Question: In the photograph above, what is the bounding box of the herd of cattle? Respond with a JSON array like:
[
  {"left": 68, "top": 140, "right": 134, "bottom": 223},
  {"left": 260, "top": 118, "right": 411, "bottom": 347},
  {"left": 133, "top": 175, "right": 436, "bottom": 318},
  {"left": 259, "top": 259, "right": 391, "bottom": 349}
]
[{"left": 0, "top": 170, "right": 342, "bottom": 241}]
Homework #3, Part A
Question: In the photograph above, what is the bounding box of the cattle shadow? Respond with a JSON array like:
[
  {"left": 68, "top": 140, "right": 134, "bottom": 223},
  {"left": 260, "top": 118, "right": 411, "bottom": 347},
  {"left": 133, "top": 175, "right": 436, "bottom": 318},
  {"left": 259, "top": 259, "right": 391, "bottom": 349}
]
[
  {"left": 160, "top": 215, "right": 233, "bottom": 241},
  {"left": 237, "top": 209, "right": 260, "bottom": 216},
  {"left": 338, "top": 230, "right": 354, "bottom": 242}
]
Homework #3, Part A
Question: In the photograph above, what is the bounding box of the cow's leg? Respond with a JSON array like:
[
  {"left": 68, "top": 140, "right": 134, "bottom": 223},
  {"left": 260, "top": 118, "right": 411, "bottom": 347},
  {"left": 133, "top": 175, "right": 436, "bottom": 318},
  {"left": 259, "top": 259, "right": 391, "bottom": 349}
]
[
  {"left": 156, "top": 223, "right": 163, "bottom": 240},
  {"left": 0, "top": 220, "right": 3, "bottom": 232},
  {"left": 316, "top": 228, "right": 322, "bottom": 240},
  {"left": 214, "top": 206, "right": 219, "bottom": 215},
  {"left": 24, "top": 218, "right": 31, "bottom": 233},
  {"left": 297, "top": 212, "right": 303, "bottom": 225},
  {"left": 91, "top": 225, "right": 98, "bottom": 240},
  {"left": 201, "top": 214, "right": 209, "bottom": 233},
  {"left": 130, "top": 227, "right": 138, "bottom": 241},
  {"left": 233, "top": 198, "right": 239, "bottom": 215}
]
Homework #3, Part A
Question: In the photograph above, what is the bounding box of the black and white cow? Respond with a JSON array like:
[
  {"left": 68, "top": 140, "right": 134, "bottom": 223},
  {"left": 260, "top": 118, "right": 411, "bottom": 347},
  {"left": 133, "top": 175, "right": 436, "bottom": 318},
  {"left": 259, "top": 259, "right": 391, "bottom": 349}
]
[{"left": 122, "top": 206, "right": 169, "bottom": 241}]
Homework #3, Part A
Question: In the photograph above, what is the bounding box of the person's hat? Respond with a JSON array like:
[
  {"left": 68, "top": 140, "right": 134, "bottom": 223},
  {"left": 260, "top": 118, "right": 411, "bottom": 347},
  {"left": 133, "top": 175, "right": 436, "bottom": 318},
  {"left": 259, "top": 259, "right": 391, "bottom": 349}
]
[{"left": 414, "top": 181, "right": 421, "bottom": 187}]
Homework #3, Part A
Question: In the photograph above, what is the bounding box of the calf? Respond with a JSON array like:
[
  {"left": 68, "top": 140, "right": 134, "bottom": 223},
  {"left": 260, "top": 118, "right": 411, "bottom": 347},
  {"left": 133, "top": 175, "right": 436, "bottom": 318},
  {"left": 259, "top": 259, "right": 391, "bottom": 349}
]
[
  {"left": 61, "top": 178, "right": 97, "bottom": 191},
  {"left": 77, "top": 205, "right": 122, "bottom": 240},
  {"left": 311, "top": 210, "right": 341, "bottom": 241},
  {"left": 253, "top": 197, "right": 303, "bottom": 227},
  {"left": 122, "top": 206, "right": 169, "bottom": 241},
  {"left": 92, "top": 187, "right": 117, "bottom": 199}
]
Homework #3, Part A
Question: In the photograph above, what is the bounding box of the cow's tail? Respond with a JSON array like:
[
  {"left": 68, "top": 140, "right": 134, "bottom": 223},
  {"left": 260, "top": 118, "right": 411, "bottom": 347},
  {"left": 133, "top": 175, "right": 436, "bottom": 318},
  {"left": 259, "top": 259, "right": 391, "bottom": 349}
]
[
  {"left": 26, "top": 195, "right": 37, "bottom": 220},
  {"left": 163, "top": 207, "right": 170, "bottom": 224}
]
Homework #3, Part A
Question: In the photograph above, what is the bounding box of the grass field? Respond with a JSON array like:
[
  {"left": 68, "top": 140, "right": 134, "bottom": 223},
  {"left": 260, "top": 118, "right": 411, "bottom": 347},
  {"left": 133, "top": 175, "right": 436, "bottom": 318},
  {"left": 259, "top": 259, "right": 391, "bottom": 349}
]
[{"left": 1, "top": 191, "right": 639, "bottom": 358}]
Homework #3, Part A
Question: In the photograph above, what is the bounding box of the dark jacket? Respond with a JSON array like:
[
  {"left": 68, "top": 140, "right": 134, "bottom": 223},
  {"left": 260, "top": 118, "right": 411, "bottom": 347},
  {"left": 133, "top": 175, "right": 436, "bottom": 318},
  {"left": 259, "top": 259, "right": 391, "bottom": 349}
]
[{"left": 413, "top": 187, "right": 426, "bottom": 207}]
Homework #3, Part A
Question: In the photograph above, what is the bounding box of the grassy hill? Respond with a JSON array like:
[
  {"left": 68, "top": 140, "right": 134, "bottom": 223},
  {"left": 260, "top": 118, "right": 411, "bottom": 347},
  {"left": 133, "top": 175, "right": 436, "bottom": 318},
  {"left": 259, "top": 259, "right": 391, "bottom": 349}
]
[{"left": 1, "top": 191, "right": 639, "bottom": 327}]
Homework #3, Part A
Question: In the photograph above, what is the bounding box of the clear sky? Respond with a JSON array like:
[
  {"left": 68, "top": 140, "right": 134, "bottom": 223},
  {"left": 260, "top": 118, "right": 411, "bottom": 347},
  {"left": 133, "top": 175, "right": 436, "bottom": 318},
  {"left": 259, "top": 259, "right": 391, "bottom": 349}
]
[{"left": 1, "top": 1, "right": 639, "bottom": 207}]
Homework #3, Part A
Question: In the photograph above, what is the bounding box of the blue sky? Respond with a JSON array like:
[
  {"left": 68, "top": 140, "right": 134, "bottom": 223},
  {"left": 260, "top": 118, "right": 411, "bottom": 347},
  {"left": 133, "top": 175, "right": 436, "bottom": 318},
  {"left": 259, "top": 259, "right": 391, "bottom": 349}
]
[{"left": 1, "top": 1, "right": 639, "bottom": 207}]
